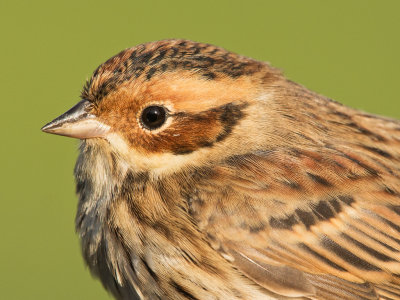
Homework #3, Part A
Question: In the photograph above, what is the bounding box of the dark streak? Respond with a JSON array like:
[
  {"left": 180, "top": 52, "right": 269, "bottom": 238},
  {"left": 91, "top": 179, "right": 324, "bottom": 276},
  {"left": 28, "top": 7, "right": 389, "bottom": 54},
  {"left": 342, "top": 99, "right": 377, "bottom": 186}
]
[
  {"left": 299, "top": 243, "right": 347, "bottom": 271},
  {"left": 82, "top": 40, "right": 266, "bottom": 103},
  {"left": 146, "top": 67, "right": 157, "bottom": 80},
  {"left": 283, "top": 180, "right": 302, "bottom": 190},
  {"left": 269, "top": 214, "right": 299, "bottom": 230},
  {"left": 182, "top": 249, "right": 200, "bottom": 266},
  {"left": 202, "top": 72, "right": 216, "bottom": 80},
  {"left": 328, "top": 198, "right": 342, "bottom": 213},
  {"left": 348, "top": 225, "right": 399, "bottom": 253},
  {"left": 249, "top": 222, "right": 267, "bottom": 233},
  {"left": 141, "top": 257, "right": 159, "bottom": 282},
  {"left": 173, "top": 148, "right": 195, "bottom": 155},
  {"left": 215, "top": 102, "right": 246, "bottom": 143},
  {"left": 332, "top": 111, "right": 351, "bottom": 119},
  {"left": 339, "top": 152, "right": 379, "bottom": 176},
  {"left": 295, "top": 209, "right": 316, "bottom": 229},
  {"left": 289, "top": 148, "right": 303, "bottom": 157},
  {"left": 282, "top": 114, "right": 296, "bottom": 120},
  {"left": 171, "top": 280, "right": 199, "bottom": 300},
  {"left": 295, "top": 132, "right": 316, "bottom": 143},
  {"left": 152, "top": 221, "right": 173, "bottom": 239},
  {"left": 193, "top": 55, "right": 215, "bottom": 65},
  {"left": 378, "top": 215, "right": 400, "bottom": 234},
  {"left": 160, "top": 63, "right": 168, "bottom": 72},
  {"left": 341, "top": 233, "right": 394, "bottom": 262},
  {"left": 134, "top": 51, "right": 153, "bottom": 65},
  {"left": 321, "top": 238, "right": 381, "bottom": 270},
  {"left": 359, "top": 219, "right": 400, "bottom": 248},
  {"left": 307, "top": 172, "right": 332, "bottom": 187},
  {"left": 338, "top": 195, "right": 355, "bottom": 206},
  {"left": 390, "top": 205, "right": 400, "bottom": 216},
  {"left": 150, "top": 49, "right": 167, "bottom": 65},
  {"left": 313, "top": 201, "right": 335, "bottom": 220},
  {"left": 384, "top": 186, "right": 398, "bottom": 196},
  {"left": 347, "top": 122, "right": 386, "bottom": 141},
  {"left": 361, "top": 145, "right": 393, "bottom": 159}
]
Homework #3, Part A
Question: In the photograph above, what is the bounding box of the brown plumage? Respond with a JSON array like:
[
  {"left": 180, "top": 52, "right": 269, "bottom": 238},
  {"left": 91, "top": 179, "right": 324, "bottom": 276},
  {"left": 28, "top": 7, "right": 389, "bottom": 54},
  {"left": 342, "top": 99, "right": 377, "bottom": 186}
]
[{"left": 42, "top": 39, "right": 400, "bottom": 300}]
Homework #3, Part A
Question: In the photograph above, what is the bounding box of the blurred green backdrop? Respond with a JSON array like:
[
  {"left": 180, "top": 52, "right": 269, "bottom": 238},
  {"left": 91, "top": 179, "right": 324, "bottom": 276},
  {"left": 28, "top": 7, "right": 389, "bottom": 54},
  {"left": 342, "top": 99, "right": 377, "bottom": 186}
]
[{"left": 1, "top": 1, "right": 399, "bottom": 299}]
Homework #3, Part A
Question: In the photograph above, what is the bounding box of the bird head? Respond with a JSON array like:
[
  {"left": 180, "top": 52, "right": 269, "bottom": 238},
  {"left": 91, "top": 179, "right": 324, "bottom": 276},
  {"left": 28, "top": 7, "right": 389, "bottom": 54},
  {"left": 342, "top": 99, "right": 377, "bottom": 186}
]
[{"left": 42, "top": 40, "right": 284, "bottom": 174}]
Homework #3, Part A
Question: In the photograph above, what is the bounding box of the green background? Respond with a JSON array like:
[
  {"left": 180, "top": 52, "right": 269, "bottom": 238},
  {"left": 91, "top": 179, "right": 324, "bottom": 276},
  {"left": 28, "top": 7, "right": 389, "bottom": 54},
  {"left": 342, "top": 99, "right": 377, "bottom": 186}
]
[{"left": 1, "top": 1, "right": 399, "bottom": 299}]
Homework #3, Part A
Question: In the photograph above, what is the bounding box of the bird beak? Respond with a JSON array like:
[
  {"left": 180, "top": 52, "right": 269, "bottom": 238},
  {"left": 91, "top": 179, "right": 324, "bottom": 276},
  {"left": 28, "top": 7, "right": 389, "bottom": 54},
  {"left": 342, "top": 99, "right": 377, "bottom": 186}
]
[{"left": 41, "top": 99, "right": 110, "bottom": 139}]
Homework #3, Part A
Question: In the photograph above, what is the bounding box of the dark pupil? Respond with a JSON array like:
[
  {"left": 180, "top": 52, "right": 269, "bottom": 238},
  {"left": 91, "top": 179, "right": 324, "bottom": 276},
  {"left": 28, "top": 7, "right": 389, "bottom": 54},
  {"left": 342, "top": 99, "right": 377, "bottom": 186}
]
[{"left": 142, "top": 106, "right": 166, "bottom": 129}]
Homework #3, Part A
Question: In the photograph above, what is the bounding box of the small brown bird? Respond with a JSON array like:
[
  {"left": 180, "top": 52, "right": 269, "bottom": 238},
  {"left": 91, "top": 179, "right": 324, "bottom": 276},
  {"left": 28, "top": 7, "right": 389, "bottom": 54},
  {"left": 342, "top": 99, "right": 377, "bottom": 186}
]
[{"left": 42, "top": 40, "right": 400, "bottom": 300}]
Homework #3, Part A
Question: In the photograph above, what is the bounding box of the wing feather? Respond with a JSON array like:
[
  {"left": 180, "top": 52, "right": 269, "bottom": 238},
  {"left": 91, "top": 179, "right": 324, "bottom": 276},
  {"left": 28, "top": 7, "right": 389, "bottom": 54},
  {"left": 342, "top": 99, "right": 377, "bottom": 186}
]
[{"left": 192, "top": 145, "right": 400, "bottom": 299}]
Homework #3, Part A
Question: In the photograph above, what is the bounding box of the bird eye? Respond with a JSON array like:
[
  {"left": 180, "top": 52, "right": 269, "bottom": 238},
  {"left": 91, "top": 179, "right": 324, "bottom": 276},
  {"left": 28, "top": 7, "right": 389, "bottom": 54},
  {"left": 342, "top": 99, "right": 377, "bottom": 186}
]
[{"left": 140, "top": 106, "right": 167, "bottom": 130}]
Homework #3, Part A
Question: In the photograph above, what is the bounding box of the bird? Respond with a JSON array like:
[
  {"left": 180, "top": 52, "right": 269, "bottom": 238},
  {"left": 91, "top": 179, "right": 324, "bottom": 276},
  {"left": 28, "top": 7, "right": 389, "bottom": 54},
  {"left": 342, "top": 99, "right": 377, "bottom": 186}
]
[{"left": 41, "top": 39, "right": 400, "bottom": 300}]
